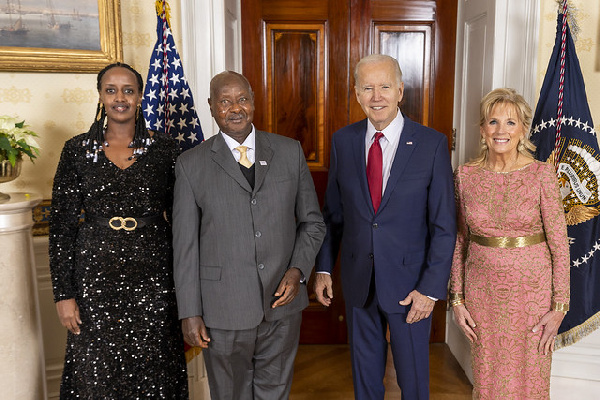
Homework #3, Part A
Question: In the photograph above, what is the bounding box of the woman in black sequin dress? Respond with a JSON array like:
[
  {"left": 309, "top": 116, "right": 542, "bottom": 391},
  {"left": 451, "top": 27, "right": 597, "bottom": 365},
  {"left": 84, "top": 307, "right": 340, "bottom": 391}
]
[{"left": 49, "top": 63, "right": 188, "bottom": 398}]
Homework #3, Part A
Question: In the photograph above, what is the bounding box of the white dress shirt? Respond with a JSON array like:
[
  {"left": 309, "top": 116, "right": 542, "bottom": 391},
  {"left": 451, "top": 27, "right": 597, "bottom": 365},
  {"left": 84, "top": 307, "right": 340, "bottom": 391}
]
[
  {"left": 221, "top": 126, "right": 256, "bottom": 165},
  {"left": 364, "top": 109, "right": 404, "bottom": 195}
]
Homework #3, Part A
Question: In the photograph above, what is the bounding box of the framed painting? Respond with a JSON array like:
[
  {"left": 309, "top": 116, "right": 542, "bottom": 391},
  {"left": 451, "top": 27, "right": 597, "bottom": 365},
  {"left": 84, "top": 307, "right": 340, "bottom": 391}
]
[{"left": 0, "top": 0, "right": 122, "bottom": 73}]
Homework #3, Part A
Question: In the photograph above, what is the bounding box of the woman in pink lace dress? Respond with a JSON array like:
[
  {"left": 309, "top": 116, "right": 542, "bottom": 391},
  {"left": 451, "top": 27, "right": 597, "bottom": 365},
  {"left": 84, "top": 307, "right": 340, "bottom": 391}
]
[{"left": 450, "top": 88, "right": 570, "bottom": 399}]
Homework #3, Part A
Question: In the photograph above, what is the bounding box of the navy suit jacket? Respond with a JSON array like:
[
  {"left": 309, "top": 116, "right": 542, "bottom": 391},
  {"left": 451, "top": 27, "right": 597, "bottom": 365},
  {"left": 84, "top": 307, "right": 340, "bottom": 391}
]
[{"left": 316, "top": 117, "right": 456, "bottom": 314}]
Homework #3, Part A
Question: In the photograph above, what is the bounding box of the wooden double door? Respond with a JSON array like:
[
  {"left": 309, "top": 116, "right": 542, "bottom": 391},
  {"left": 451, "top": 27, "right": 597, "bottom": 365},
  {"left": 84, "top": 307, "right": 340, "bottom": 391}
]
[{"left": 242, "top": 0, "right": 458, "bottom": 344}]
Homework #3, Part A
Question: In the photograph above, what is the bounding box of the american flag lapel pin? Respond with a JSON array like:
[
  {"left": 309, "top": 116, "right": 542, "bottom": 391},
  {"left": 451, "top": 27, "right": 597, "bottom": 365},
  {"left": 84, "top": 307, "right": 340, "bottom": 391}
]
[
  {"left": 406, "top": 141, "right": 413, "bottom": 145},
  {"left": 259, "top": 161, "right": 267, "bottom": 166}
]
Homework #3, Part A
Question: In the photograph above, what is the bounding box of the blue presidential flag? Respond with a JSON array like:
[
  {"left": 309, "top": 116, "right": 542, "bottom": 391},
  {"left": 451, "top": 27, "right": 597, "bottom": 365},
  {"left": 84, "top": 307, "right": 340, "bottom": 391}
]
[
  {"left": 142, "top": 1, "right": 204, "bottom": 151},
  {"left": 531, "top": 10, "right": 600, "bottom": 348}
]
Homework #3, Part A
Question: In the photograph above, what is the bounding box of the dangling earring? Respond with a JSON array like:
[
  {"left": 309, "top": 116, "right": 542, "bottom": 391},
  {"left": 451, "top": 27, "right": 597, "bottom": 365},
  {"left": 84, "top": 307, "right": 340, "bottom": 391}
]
[
  {"left": 96, "top": 102, "right": 104, "bottom": 122},
  {"left": 518, "top": 138, "right": 525, "bottom": 152},
  {"left": 136, "top": 103, "right": 141, "bottom": 121},
  {"left": 480, "top": 137, "right": 488, "bottom": 150}
]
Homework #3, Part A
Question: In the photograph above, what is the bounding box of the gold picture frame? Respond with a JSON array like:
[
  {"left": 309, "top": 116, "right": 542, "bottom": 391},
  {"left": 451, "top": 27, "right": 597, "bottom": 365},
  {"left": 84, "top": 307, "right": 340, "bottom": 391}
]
[{"left": 0, "top": 0, "right": 122, "bottom": 73}]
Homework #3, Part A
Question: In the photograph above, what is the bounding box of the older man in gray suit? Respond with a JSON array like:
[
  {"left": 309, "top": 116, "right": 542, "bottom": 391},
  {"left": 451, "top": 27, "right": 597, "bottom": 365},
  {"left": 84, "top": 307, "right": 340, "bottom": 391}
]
[{"left": 173, "top": 71, "right": 325, "bottom": 400}]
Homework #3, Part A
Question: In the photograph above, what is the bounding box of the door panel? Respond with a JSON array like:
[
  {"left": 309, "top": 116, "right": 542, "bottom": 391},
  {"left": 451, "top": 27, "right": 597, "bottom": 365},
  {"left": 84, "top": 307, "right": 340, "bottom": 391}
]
[
  {"left": 454, "top": 2, "right": 494, "bottom": 165},
  {"left": 375, "top": 25, "right": 432, "bottom": 125},
  {"left": 242, "top": 0, "right": 457, "bottom": 344},
  {"left": 266, "top": 24, "right": 327, "bottom": 169}
]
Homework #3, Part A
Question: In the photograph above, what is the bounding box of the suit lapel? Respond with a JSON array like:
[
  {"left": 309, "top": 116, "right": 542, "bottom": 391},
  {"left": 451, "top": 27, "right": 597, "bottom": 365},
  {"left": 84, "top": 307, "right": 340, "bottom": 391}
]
[
  {"left": 254, "top": 131, "right": 273, "bottom": 193},
  {"left": 211, "top": 133, "right": 253, "bottom": 193},
  {"left": 379, "top": 118, "right": 417, "bottom": 212},
  {"left": 351, "top": 120, "right": 374, "bottom": 213}
]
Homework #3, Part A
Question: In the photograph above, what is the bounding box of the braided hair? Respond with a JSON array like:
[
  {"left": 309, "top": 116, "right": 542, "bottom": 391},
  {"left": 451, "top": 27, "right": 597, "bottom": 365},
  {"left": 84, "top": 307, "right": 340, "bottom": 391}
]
[{"left": 84, "top": 62, "right": 153, "bottom": 161}]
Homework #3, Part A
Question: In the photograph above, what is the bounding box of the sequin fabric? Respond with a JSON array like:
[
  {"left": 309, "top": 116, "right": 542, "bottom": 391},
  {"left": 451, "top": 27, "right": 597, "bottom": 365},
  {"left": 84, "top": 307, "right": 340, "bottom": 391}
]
[
  {"left": 49, "top": 131, "right": 188, "bottom": 398},
  {"left": 450, "top": 161, "right": 570, "bottom": 400}
]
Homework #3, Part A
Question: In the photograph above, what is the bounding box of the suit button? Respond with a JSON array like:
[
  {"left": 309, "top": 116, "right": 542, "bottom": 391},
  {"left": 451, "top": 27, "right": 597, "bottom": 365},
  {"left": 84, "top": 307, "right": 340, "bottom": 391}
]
[
  {"left": 255, "top": 231, "right": 262, "bottom": 237},
  {"left": 372, "top": 223, "right": 378, "bottom": 229},
  {"left": 251, "top": 198, "right": 257, "bottom": 205},
  {"left": 369, "top": 253, "right": 374, "bottom": 259},
  {"left": 258, "top": 263, "right": 265, "bottom": 270}
]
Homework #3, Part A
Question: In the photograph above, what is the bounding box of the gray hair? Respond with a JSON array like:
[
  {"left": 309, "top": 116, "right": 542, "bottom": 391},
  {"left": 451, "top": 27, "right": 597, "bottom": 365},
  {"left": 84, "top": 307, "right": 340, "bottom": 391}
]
[
  {"left": 209, "top": 71, "right": 254, "bottom": 102},
  {"left": 354, "top": 54, "right": 403, "bottom": 87}
]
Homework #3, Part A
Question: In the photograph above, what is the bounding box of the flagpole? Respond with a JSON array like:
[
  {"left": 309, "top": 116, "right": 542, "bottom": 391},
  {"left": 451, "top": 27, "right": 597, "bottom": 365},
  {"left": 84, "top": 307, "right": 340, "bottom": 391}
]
[
  {"left": 160, "top": 1, "right": 171, "bottom": 136},
  {"left": 553, "top": 0, "right": 568, "bottom": 168}
]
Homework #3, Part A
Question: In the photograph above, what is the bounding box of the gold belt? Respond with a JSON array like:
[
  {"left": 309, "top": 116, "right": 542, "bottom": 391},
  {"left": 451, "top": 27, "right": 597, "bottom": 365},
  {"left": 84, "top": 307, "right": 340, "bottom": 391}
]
[{"left": 470, "top": 232, "right": 546, "bottom": 248}]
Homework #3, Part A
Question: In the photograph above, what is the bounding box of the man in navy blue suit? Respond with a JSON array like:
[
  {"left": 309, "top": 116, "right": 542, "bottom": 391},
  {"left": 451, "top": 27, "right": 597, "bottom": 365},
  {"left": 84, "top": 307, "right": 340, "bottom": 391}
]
[{"left": 314, "top": 54, "right": 456, "bottom": 399}]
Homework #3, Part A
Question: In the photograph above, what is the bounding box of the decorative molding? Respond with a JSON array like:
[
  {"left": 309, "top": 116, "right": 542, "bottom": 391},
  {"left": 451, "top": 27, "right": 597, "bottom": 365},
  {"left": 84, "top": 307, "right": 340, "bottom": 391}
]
[
  {"left": 265, "top": 23, "right": 326, "bottom": 169},
  {"left": 374, "top": 23, "right": 433, "bottom": 126}
]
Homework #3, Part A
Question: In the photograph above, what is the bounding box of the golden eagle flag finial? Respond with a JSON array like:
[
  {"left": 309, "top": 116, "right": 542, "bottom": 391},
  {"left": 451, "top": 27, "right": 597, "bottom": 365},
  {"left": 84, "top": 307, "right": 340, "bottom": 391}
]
[{"left": 155, "top": 0, "right": 171, "bottom": 28}]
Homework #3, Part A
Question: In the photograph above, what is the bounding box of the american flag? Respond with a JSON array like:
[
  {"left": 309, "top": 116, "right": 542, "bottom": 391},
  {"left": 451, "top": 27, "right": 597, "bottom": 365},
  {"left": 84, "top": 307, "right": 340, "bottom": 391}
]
[
  {"left": 142, "top": 1, "right": 204, "bottom": 151},
  {"left": 530, "top": 2, "right": 600, "bottom": 348},
  {"left": 143, "top": 1, "right": 204, "bottom": 362}
]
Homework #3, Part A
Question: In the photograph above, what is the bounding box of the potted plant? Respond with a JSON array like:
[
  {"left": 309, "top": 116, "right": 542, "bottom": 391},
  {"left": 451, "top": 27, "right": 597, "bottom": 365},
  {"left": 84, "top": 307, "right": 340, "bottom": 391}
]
[{"left": 0, "top": 115, "right": 40, "bottom": 200}]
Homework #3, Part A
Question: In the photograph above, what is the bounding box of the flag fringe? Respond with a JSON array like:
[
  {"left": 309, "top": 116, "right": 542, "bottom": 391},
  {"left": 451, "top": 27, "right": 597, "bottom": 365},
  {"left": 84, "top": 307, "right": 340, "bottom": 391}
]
[
  {"left": 555, "top": 0, "right": 580, "bottom": 40},
  {"left": 555, "top": 311, "right": 600, "bottom": 349}
]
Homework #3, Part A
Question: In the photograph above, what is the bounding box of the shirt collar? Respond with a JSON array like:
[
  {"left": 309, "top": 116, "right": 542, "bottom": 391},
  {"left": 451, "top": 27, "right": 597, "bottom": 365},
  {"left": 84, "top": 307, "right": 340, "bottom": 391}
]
[
  {"left": 366, "top": 109, "right": 404, "bottom": 142},
  {"left": 221, "top": 125, "right": 256, "bottom": 151}
]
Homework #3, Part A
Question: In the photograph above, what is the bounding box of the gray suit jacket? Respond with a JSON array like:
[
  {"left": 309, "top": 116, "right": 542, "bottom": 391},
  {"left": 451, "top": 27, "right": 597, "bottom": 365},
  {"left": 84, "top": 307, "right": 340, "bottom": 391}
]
[{"left": 173, "top": 130, "right": 325, "bottom": 330}]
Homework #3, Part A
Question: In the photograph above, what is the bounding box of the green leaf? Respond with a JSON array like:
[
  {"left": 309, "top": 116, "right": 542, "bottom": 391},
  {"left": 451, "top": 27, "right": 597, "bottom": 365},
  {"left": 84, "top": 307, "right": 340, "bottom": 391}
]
[
  {"left": 19, "top": 147, "right": 35, "bottom": 159},
  {"left": 0, "top": 135, "right": 12, "bottom": 152}
]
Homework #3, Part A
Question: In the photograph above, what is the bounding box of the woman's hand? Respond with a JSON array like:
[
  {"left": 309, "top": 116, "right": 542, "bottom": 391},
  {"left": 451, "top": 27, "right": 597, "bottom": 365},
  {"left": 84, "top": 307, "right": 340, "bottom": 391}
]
[
  {"left": 532, "top": 310, "right": 565, "bottom": 355},
  {"left": 452, "top": 304, "right": 478, "bottom": 342},
  {"left": 56, "top": 299, "right": 82, "bottom": 335}
]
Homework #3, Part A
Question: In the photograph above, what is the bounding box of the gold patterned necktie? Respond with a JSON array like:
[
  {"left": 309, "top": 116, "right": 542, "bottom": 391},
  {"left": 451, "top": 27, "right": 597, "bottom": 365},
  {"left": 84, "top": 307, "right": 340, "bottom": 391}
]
[{"left": 236, "top": 145, "right": 252, "bottom": 168}]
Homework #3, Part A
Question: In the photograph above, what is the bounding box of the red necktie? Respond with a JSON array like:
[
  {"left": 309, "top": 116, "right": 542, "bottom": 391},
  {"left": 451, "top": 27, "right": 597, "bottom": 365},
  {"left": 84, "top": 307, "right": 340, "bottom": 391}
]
[{"left": 367, "top": 131, "right": 384, "bottom": 212}]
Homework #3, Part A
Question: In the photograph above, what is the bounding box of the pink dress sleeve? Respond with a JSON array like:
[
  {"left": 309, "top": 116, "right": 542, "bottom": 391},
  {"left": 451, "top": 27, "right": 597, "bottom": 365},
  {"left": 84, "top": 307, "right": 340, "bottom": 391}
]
[
  {"left": 449, "top": 166, "right": 468, "bottom": 296},
  {"left": 539, "top": 163, "right": 570, "bottom": 306}
]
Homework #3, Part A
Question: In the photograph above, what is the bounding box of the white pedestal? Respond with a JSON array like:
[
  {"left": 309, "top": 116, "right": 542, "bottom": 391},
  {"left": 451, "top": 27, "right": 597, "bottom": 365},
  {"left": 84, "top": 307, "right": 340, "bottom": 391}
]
[{"left": 0, "top": 192, "right": 46, "bottom": 400}]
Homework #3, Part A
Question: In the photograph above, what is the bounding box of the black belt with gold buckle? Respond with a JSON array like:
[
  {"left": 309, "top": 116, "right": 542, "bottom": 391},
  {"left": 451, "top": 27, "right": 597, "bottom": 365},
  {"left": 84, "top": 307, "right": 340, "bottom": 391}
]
[{"left": 85, "top": 214, "right": 165, "bottom": 231}]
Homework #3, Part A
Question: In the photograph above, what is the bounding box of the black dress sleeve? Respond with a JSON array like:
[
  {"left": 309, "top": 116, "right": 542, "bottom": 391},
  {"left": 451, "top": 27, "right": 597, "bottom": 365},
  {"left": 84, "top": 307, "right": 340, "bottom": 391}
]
[{"left": 49, "top": 138, "right": 83, "bottom": 302}]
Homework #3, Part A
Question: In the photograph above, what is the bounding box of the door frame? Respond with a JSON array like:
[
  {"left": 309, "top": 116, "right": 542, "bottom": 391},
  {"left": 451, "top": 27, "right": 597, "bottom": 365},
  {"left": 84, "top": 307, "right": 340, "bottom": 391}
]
[
  {"left": 179, "top": 0, "right": 243, "bottom": 140},
  {"left": 451, "top": 0, "right": 540, "bottom": 168}
]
